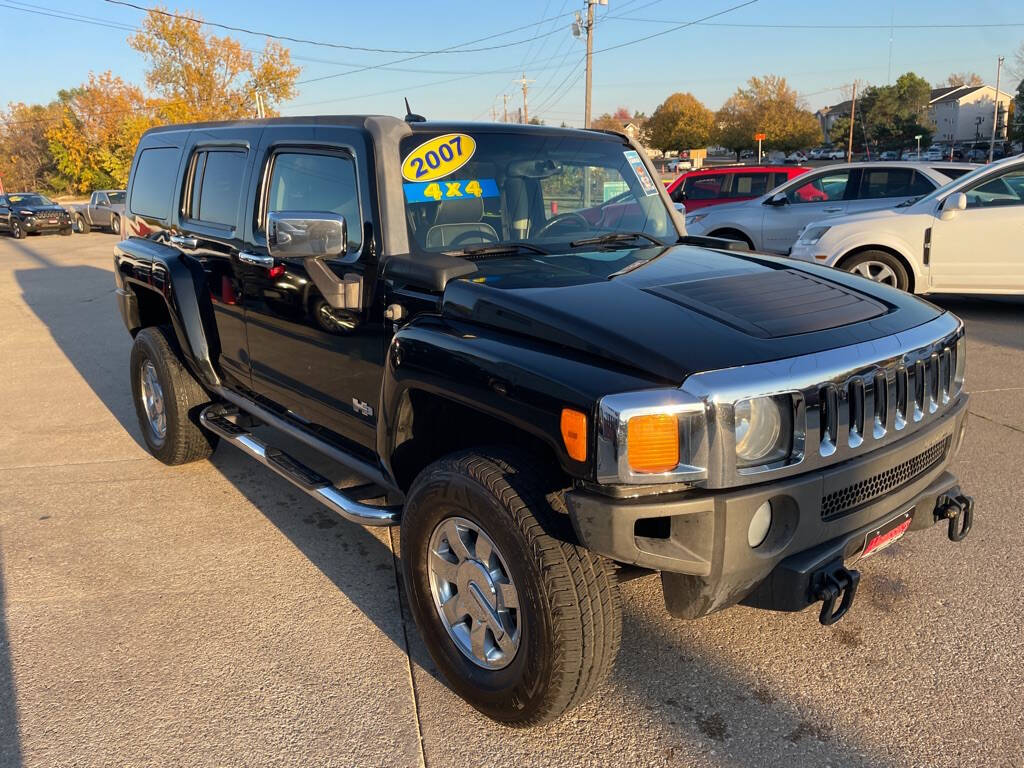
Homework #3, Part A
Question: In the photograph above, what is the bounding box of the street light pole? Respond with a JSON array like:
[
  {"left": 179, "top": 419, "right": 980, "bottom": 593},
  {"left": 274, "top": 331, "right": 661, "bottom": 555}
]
[
  {"left": 846, "top": 81, "right": 857, "bottom": 163},
  {"left": 989, "top": 55, "right": 1004, "bottom": 163}
]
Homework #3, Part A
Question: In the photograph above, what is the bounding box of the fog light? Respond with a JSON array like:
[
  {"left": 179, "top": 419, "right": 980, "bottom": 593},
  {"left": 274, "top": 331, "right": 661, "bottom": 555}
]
[{"left": 748, "top": 500, "right": 772, "bottom": 548}]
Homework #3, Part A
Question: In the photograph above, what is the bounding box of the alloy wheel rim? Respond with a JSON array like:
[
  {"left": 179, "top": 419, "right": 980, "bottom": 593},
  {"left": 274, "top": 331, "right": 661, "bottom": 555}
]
[
  {"left": 851, "top": 260, "right": 898, "bottom": 287},
  {"left": 427, "top": 516, "right": 521, "bottom": 670},
  {"left": 140, "top": 360, "right": 167, "bottom": 442}
]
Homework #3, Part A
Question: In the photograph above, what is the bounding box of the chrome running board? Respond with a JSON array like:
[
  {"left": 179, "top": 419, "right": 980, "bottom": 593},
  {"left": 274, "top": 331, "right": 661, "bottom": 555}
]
[{"left": 200, "top": 404, "right": 401, "bottom": 527}]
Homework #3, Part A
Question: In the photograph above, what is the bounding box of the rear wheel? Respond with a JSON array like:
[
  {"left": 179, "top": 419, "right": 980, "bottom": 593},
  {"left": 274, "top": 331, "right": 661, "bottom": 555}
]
[
  {"left": 841, "top": 250, "right": 910, "bottom": 291},
  {"left": 401, "top": 449, "right": 622, "bottom": 726},
  {"left": 130, "top": 326, "right": 217, "bottom": 465}
]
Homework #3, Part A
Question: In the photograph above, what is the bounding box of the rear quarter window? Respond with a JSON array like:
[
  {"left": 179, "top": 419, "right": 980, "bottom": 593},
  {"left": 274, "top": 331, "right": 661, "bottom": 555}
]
[{"left": 129, "top": 147, "right": 180, "bottom": 220}]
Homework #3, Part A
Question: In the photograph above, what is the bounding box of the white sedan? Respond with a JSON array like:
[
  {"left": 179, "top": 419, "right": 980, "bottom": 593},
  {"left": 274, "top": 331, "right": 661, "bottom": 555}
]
[{"left": 789, "top": 154, "right": 1024, "bottom": 294}]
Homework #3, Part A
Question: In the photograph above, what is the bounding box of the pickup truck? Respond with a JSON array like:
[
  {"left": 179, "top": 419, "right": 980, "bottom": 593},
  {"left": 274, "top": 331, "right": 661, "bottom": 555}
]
[
  {"left": 113, "top": 116, "right": 975, "bottom": 726},
  {"left": 69, "top": 189, "right": 125, "bottom": 234}
]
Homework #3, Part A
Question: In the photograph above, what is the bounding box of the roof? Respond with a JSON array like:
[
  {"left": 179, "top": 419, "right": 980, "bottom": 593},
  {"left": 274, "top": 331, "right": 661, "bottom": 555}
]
[{"left": 930, "top": 85, "right": 985, "bottom": 104}]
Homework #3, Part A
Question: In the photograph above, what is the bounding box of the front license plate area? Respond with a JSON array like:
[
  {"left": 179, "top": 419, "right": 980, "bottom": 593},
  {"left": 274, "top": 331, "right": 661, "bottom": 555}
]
[{"left": 859, "top": 509, "right": 914, "bottom": 560}]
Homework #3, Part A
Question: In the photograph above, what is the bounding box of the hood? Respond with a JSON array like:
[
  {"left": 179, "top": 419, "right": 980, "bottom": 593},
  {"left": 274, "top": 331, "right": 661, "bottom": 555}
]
[
  {"left": 16, "top": 204, "right": 65, "bottom": 214},
  {"left": 809, "top": 207, "right": 906, "bottom": 229},
  {"left": 441, "top": 245, "right": 943, "bottom": 384}
]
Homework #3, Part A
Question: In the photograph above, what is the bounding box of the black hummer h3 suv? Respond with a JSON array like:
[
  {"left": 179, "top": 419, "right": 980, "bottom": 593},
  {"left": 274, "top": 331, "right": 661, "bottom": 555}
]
[{"left": 114, "top": 116, "right": 974, "bottom": 726}]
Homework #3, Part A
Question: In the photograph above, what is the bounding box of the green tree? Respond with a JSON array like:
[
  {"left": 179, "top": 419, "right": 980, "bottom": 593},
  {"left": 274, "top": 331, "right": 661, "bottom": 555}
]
[
  {"left": 0, "top": 101, "right": 65, "bottom": 193},
  {"left": 644, "top": 92, "right": 713, "bottom": 153},
  {"left": 714, "top": 75, "right": 821, "bottom": 158},
  {"left": 129, "top": 7, "right": 300, "bottom": 123},
  {"left": 1012, "top": 79, "right": 1024, "bottom": 143},
  {"left": 858, "top": 72, "right": 934, "bottom": 147}
]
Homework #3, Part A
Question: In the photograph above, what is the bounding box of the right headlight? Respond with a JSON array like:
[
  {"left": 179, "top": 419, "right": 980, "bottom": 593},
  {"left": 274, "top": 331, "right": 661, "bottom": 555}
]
[{"left": 798, "top": 225, "right": 831, "bottom": 244}]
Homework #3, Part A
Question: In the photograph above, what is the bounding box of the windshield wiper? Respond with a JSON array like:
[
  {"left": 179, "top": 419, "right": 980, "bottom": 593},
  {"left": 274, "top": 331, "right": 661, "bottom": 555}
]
[
  {"left": 448, "top": 242, "right": 550, "bottom": 259},
  {"left": 569, "top": 231, "right": 662, "bottom": 248}
]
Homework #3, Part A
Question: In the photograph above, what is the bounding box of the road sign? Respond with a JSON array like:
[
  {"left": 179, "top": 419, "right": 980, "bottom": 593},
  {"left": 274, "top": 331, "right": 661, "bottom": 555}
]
[{"left": 754, "top": 132, "right": 766, "bottom": 141}]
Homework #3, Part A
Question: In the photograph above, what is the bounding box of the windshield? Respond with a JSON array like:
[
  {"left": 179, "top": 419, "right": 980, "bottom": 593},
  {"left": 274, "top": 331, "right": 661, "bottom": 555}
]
[
  {"left": 107, "top": 191, "right": 126, "bottom": 204},
  {"left": 913, "top": 163, "right": 994, "bottom": 208},
  {"left": 9, "top": 194, "right": 54, "bottom": 207},
  {"left": 399, "top": 130, "right": 675, "bottom": 257}
]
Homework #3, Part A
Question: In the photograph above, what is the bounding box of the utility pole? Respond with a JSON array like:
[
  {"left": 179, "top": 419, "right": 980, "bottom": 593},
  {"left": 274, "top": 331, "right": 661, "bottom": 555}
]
[
  {"left": 254, "top": 90, "right": 266, "bottom": 119},
  {"left": 846, "top": 80, "right": 857, "bottom": 163},
  {"left": 516, "top": 72, "right": 535, "bottom": 124},
  {"left": 583, "top": 0, "right": 607, "bottom": 129},
  {"left": 989, "top": 55, "right": 1004, "bottom": 163},
  {"left": 491, "top": 105, "right": 497, "bottom": 122},
  {"left": 502, "top": 93, "right": 509, "bottom": 124}
]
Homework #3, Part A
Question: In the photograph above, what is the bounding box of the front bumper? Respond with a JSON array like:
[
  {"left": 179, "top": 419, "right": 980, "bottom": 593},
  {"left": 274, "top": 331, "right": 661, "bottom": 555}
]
[
  {"left": 22, "top": 215, "right": 70, "bottom": 232},
  {"left": 788, "top": 241, "right": 834, "bottom": 265},
  {"left": 566, "top": 393, "right": 970, "bottom": 619}
]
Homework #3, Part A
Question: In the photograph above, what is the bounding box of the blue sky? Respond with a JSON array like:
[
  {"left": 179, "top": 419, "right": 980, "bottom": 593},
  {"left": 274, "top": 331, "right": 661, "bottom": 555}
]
[{"left": 2, "top": 0, "right": 1022, "bottom": 125}]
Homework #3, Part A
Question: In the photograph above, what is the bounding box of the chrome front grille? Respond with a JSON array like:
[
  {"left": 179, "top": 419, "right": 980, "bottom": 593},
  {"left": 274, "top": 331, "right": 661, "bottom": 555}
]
[{"left": 679, "top": 313, "right": 966, "bottom": 489}]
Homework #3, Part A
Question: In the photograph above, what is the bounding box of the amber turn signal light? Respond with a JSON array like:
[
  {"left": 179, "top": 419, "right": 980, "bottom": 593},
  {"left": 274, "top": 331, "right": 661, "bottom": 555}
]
[
  {"left": 560, "top": 408, "right": 587, "bottom": 462},
  {"left": 627, "top": 414, "right": 679, "bottom": 473}
]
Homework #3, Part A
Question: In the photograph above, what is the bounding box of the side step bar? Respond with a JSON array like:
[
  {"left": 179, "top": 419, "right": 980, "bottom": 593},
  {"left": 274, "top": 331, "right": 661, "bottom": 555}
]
[{"left": 200, "top": 404, "right": 401, "bottom": 527}]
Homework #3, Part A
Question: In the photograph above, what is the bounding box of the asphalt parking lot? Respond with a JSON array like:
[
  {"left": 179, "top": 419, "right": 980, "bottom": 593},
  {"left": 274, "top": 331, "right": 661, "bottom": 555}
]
[{"left": 1, "top": 232, "right": 1022, "bottom": 767}]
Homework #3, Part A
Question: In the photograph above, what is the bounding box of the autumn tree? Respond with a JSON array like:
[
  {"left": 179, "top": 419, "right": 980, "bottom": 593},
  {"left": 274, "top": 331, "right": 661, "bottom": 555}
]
[
  {"left": 644, "top": 93, "right": 713, "bottom": 153},
  {"left": 858, "top": 72, "right": 934, "bottom": 147},
  {"left": 714, "top": 75, "right": 821, "bottom": 158},
  {"left": 945, "top": 72, "right": 984, "bottom": 87},
  {"left": 45, "top": 72, "right": 158, "bottom": 193},
  {"left": 0, "top": 102, "right": 65, "bottom": 192},
  {"left": 591, "top": 106, "right": 638, "bottom": 132},
  {"left": 129, "top": 7, "right": 300, "bottom": 123}
]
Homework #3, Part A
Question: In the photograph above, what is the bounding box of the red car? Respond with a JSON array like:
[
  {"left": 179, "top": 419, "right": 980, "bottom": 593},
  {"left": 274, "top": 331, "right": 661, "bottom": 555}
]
[{"left": 667, "top": 165, "right": 811, "bottom": 210}]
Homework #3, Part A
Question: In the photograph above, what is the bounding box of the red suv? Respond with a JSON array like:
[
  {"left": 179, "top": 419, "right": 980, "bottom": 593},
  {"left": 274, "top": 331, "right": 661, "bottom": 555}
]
[{"left": 667, "top": 165, "right": 811, "bottom": 210}]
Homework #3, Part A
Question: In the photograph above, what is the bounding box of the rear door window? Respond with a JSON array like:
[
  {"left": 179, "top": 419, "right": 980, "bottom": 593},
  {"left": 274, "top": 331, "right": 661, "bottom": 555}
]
[
  {"left": 683, "top": 175, "right": 725, "bottom": 200},
  {"left": 130, "top": 147, "right": 180, "bottom": 219},
  {"left": 858, "top": 168, "right": 933, "bottom": 199},
  {"left": 727, "top": 172, "right": 770, "bottom": 198},
  {"left": 189, "top": 150, "right": 246, "bottom": 227}
]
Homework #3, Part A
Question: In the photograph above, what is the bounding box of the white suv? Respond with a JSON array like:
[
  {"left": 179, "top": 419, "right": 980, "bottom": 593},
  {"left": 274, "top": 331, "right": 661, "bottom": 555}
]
[{"left": 789, "top": 155, "right": 1024, "bottom": 294}]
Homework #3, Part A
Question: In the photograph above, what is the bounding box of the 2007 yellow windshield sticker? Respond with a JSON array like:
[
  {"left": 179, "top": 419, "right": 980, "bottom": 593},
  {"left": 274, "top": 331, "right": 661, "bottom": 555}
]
[{"left": 401, "top": 133, "right": 476, "bottom": 182}]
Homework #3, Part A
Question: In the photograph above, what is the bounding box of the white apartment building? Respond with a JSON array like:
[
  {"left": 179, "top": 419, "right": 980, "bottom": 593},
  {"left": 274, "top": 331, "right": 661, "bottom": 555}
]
[{"left": 929, "top": 84, "right": 1012, "bottom": 144}]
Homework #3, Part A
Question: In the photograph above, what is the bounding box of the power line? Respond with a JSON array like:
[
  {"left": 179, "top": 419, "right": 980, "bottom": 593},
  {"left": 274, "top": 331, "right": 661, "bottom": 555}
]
[
  {"left": 104, "top": 0, "right": 580, "bottom": 58},
  {"left": 609, "top": 17, "right": 1024, "bottom": 29},
  {"left": 593, "top": 0, "right": 760, "bottom": 54}
]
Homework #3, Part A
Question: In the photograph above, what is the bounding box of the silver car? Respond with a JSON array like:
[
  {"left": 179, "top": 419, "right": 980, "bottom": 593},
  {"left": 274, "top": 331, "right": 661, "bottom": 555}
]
[{"left": 684, "top": 162, "right": 975, "bottom": 253}]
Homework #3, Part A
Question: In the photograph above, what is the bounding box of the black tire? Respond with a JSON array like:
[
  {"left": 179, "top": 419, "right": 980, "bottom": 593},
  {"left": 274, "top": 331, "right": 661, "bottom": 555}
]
[
  {"left": 708, "top": 227, "right": 754, "bottom": 249},
  {"left": 130, "top": 326, "right": 217, "bottom": 465},
  {"left": 110, "top": 215, "right": 121, "bottom": 235},
  {"left": 75, "top": 215, "right": 90, "bottom": 234},
  {"left": 841, "top": 249, "right": 911, "bottom": 292},
  {"left": 10, "top": 219, "right": 24, "bottom": 239},
  {"left": 60, "top": 226, "right": 73, "bottom": 236},
  {"left": 401, "top": 449, "right": 622, "bottom": 726}
]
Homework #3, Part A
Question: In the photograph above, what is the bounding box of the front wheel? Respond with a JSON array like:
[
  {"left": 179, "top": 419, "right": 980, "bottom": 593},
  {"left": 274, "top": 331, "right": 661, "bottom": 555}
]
[
  {"left": 10, "top": 219, "right": 24, "bottom": 239},
  {"left": 401, "top": 449, "right": 622, "bottom": 726},
  {"left": 75, "top": 215, "right": 90, "bottom": 234},
  {"left": 842, "top": 250, "right": 910, "bottom": 291},
  {"left": 109, "top": 215, "right": 121, "bottom": 236}
]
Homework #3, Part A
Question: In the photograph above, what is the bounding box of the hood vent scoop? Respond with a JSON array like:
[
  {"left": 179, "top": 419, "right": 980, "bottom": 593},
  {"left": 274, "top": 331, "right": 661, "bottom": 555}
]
[{"left": 648, "top": 268, "right": 887, "bottom": 338}]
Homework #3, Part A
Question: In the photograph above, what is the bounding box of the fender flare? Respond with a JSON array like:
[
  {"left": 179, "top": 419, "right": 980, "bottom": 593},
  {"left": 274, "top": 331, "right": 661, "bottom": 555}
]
[{"left": 115, "top": 237, "right": 221, "bottom": 388}]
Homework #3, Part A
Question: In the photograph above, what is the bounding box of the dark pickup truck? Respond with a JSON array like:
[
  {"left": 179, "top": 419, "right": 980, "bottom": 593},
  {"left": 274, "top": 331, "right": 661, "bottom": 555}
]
[{"left": 114, "top": 116, "right": 974, "bottom": 726}]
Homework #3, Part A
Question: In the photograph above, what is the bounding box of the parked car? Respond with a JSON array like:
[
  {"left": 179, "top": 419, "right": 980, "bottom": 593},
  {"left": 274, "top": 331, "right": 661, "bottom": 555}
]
[
  {"left": 924, "top": 147, "right": 944, "bottom": 161},
  {"left": 684, "top": 162, "right": 974, "bottom": 252},
  {"left": 790, "top": 154, "right": 1024, "bottom": 293},
  {"left": 113, "top": 115, "right": 975, "bottom": 726},
  {"left": 784, "top": 150, "right": 808, "bottom": 164},
  {"left": 825, "top": 148, "right": 846, "bottom": 160},
  {"left": 739, "top": 149, "right": 755, "bottom": 159},
  {"left": 965, "top": 148, "right": 987, "bottom": 163},
  {"left": 69, "top": 189, "right": 126, "bottom": 234},
  {"left": 666, "top": 165, "right": 809, "bottom": 210},
  {"left": 0, "top": 192, "right": 73, "bottom": 238},
  {"left": 880, "top": 151, "right": 899, "bottom": 161},
  {"left": 901, "top": 149, "right": 920, "bottom": 161}
]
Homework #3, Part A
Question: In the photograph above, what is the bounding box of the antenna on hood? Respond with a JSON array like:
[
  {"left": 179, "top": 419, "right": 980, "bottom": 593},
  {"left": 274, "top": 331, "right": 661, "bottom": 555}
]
[{"left": 404, "top": 97, "right": 426, "bottom": 123}]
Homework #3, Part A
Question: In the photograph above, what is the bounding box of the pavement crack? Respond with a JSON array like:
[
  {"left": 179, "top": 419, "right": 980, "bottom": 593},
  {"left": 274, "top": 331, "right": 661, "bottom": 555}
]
[
  {"left": 388, "top": 525, "right": 428, "bottom": 768},
  {"left": 969, "top": 409, "right": 1024, "bottom": 436}
]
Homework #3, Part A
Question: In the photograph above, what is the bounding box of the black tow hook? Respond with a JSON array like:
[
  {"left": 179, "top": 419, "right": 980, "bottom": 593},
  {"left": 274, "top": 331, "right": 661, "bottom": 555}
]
[
  {"left": 935, "top": 492, "right": 975, "bottom": 542},
  {"left": 812, "top": 561, "right": 860, "bottom": 626}
]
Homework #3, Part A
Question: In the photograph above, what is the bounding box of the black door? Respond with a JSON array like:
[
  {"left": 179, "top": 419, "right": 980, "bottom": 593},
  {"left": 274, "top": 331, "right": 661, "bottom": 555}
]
[
  {"left": 239, "top": 126, "right": 386, "bottom": 453},
  {"left": 0, "top": 196, "right": 10, "bottom": 232},
  {"left": 172, "top": 127, "right": 263, "bottom": 389}
]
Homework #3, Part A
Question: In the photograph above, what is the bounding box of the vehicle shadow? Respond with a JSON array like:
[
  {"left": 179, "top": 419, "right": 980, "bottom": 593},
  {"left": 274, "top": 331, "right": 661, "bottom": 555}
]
[
  {"left": 11, "top": 240, "right": 889, "bottom": 765},
  {"left": 10, "top": 240, "right": 443, "bottom": 689},
  {"left": 929, "top": 294, "right": 1024, "bottom": 352},
  {"left": 0, "top": 546, "right": 23, "bottom": 768}
]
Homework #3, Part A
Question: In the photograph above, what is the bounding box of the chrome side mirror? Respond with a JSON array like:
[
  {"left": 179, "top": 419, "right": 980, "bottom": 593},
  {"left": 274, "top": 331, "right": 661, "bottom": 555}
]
[
  {"left": 268, "top": 211, "right": 348, "bottom": 259},
  {"left": 939, "top": 192, "right": 967, "bottom": 221}
]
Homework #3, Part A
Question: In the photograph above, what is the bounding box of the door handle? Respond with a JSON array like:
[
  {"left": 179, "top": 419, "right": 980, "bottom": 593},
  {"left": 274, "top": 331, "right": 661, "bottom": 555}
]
[
  {"left": 239, "top": 251, "right": 275, "bottom": 268},
  {"left": 823, "top": 207, "right": 843, "bottom": 213},
  {"left": 169, "top": 234, "right": 198, "bottom": 249}
]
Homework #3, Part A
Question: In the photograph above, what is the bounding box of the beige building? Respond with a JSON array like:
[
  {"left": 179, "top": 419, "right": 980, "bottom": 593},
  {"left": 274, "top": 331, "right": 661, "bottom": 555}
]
[{"left": 928, "top": 84, "right": 1012, "bottom": 144}]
